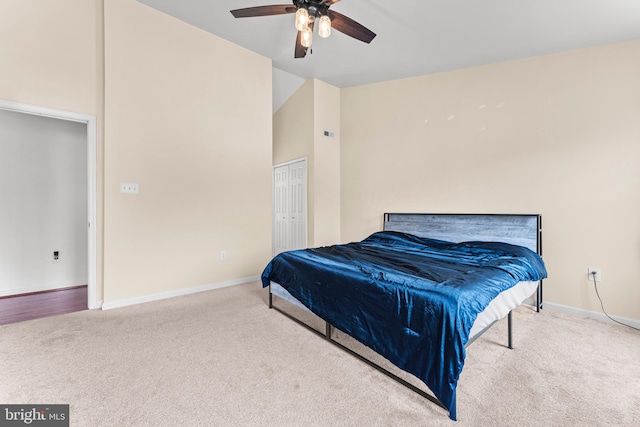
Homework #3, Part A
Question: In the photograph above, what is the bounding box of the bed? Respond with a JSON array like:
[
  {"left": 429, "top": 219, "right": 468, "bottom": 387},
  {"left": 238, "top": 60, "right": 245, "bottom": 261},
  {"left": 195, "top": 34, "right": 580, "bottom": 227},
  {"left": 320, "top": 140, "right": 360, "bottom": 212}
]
[{"left": 261, "top": 213, "right": 547, "bottom": 420}]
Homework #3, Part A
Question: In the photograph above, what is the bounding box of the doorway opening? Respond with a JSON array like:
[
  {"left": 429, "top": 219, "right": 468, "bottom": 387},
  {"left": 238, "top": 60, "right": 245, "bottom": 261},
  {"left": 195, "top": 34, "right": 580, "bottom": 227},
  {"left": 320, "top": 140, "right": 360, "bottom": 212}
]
[{"left": 0, "top": 99, "right": 98, "bottom": 312}]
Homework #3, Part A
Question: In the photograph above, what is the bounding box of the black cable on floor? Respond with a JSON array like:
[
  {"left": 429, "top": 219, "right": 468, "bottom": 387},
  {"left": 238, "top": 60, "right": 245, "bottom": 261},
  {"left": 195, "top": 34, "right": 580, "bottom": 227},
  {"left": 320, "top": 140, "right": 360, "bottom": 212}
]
[{"left": 591, "top": 272, "right": 640, "bottom": 331}]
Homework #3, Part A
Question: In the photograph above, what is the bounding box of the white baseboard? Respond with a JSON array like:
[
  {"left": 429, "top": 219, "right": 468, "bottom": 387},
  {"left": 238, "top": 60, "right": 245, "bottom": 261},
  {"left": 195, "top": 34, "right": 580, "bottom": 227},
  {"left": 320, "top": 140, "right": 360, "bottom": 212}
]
[
  {"left": 536, "top": 300, "right": 640, "bottom": 329},
  {"left": 100, "top": 275, "right": 260, "bottom": 311},
  {"left": 100, "top": 284, "right": 640, "bottom": 329}
]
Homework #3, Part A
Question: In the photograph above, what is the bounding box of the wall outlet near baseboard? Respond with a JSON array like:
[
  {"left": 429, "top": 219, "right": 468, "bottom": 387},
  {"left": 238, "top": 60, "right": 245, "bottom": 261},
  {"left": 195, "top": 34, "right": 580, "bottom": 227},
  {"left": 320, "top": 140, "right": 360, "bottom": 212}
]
[{"left": 587, "top": 267, "right": 602, "bottom": 282}]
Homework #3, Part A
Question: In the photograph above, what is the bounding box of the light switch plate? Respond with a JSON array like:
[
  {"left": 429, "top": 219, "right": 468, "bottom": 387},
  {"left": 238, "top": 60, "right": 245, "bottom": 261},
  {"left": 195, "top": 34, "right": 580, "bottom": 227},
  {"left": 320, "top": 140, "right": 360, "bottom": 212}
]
[{"left": 120, "top": 182, "right": 139, "bottom": 194}]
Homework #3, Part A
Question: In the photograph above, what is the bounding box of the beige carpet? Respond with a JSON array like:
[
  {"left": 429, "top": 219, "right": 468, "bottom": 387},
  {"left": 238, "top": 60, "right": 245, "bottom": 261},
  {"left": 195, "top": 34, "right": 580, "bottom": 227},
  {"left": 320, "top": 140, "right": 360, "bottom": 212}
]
[{"left": 1, "top": 281, "right": 639, "bottom": 426}]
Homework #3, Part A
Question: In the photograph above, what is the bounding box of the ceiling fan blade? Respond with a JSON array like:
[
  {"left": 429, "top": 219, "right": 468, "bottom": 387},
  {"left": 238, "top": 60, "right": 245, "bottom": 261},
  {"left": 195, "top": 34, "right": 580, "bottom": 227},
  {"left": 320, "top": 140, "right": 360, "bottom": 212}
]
[
  {"left": 324, "top": 0, "right": 341, "bottom": 5},
  {"left": 294, "top": 31, "right": 308, "bottom": 58},
  {"left": 230, "top": 5, "right": 296, "bottom": 18},
  {"left": 328, "top": 10, "right": 376, "bottom": 44}
]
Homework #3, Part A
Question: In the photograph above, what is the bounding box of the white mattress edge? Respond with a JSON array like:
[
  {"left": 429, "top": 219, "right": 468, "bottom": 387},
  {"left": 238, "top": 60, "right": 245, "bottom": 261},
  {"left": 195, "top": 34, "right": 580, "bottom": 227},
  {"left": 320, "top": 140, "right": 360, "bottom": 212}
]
[
  {"left": 269, "top": 280, "right": 539, "bottom": 341},
  {"left": 468, "top": 280, "right": 539, "bottom": 339}
]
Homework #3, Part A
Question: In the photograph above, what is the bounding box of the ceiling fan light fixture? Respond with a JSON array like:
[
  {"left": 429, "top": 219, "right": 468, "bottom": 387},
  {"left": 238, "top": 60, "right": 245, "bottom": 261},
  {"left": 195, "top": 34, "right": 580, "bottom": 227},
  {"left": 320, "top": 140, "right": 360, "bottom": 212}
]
[
  {"left": 301, "top": 27, "right": 313, "bottom": 48},
  {"left": 295, "top": 8, "right": 309, "bottom": 31},
  {"left": 230, "top": 1, "right": 376, "bottom": 59},
  {"left": 318, "top": 15, "right": 331, "bottom": 38}
]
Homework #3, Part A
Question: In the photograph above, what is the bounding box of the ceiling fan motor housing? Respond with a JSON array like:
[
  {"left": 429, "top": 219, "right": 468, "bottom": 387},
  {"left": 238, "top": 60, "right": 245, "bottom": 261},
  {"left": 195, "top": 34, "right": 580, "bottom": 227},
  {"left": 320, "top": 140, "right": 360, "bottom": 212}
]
[{"left": 294, "top": 0, "right": 329, "bottom": 18}]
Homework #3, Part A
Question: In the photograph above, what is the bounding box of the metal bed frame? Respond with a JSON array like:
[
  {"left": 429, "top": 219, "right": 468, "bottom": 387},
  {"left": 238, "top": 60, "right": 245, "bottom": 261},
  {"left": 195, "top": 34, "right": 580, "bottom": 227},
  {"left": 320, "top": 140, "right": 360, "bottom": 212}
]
[
  {"left": 267, "top": 213, "right": 544, "bottom": 416},
  {"left": 268, "top": 290, "right": 449, "bottom": 411}
]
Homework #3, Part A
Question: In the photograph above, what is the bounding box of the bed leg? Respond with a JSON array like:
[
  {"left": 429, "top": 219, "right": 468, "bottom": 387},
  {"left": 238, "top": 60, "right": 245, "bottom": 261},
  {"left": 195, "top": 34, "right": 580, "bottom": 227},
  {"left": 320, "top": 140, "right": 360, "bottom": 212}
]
[
  {"left": 325, "top": 322, "right": 332, "bottom": 340},
  {"left": 269, "top": 287, "right": 273, "bottom": 309},
  {"left": 535, "top": 280, "right": 545, "bottom": 312},
  {"left": 507, "top": 311, "right": 513, "bottom": 349}
]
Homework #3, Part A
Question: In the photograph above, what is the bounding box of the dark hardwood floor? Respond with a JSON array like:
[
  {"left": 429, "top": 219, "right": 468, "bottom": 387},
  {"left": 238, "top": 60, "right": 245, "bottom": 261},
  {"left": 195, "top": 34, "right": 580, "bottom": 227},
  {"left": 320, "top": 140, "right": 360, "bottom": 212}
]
[{"left": 0, "top": 285, "right": 88, "bottom": 326}]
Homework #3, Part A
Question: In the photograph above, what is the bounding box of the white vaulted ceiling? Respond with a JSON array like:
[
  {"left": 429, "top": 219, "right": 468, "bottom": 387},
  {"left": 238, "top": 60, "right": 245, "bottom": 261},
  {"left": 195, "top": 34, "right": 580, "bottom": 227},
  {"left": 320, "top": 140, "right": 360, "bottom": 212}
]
[{"left": 137, "top": 0, "right": 640, "bottom": 111}]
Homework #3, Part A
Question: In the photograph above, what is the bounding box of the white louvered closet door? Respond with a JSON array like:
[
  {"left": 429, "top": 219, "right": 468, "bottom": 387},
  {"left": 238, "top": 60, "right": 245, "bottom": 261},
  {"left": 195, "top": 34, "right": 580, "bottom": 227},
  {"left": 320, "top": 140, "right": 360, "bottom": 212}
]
[{"left": 273, "top": 160, "right": 307, "bottom": 256}]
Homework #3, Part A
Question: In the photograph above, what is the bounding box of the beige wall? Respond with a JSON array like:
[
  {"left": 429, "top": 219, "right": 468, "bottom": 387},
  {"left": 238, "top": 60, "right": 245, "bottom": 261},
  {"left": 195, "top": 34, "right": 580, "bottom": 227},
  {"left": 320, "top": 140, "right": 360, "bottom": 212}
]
[
  {"left": 273, "top": 79, "right": 341, "bottom": 248},
  {"left": 1, "top": 0, "right": 273, "bottom": 305},
  {"left": 0, "top": 0, "right": 99, "bottom": 114},
  {"left": 4, "top": 0, "right": 636, "bottom": 320},
  {"left": 0, "top": 0, "right": 105, "bottom": 300},
  {"left": 273, "top": 80, "right": 314, "bottom": 165},
  {"left": 312, "top": 80, "right": 341, "bottom": 246},
  {"left": 273, "top": 79, "right": 315, "bottom": 245},
  {"left": 341, "top": 40, "right": 640, "bottom": 320},
  {"left": 102, "top": 0, "right": 272, "bottom": 303}
]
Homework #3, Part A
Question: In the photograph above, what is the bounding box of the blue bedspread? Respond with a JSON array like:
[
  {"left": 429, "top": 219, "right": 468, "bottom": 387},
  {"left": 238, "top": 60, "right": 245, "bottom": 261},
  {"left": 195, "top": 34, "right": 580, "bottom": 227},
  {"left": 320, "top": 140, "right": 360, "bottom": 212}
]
[{"left": 261, "top": 231, "right": 547, "bottom": 420}]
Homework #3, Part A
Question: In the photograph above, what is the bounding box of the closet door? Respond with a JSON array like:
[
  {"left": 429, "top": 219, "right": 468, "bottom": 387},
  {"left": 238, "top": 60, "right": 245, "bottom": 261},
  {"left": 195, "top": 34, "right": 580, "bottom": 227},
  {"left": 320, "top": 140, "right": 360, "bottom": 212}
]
[
  {"left": 273, "top": 160, "right": 307, "bottom": 256},
  {"left": 273, "top": 165, "right": 289, "bottom": 256},
  {"left": 287, "top": 161, "right": 306, "bottom": 251}
]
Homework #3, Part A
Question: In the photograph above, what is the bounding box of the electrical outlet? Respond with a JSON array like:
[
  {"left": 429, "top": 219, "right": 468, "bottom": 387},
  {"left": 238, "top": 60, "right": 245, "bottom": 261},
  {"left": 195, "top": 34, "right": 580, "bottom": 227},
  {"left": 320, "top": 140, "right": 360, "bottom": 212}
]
[
  {"left": 53, "top": 251, "right": 60, "bottom": 263},
  {"left": 587, "top": 267, "right": 602, "bottom": 282},
  {"left": 220, "top": 250, "right": 227, "bottom": 260}
]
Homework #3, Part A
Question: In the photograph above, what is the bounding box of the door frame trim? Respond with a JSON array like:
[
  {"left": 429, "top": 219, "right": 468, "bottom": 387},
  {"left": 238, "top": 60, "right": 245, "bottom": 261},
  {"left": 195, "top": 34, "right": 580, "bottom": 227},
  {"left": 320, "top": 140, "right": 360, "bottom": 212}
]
[
  {"left": 274, "top": 156, "right": 308, "bottom": 168},
  {"left": 0, "top": 99, "right": 99, "bottom": 309}
]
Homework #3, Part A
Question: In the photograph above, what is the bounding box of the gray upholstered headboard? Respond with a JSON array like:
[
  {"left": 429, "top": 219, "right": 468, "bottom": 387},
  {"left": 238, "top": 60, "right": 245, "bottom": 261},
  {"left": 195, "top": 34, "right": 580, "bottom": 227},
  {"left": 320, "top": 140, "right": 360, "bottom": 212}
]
[{"left": 383, "top": 213, "right": 542, "bottom": 254}]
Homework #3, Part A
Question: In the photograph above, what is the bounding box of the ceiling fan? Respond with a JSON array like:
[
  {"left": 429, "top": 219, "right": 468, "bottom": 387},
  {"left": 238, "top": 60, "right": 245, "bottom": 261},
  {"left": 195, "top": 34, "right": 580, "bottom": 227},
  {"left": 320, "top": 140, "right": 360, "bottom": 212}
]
[{"left": 230, "top": 0, "right": 376, "bottom": 58}]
